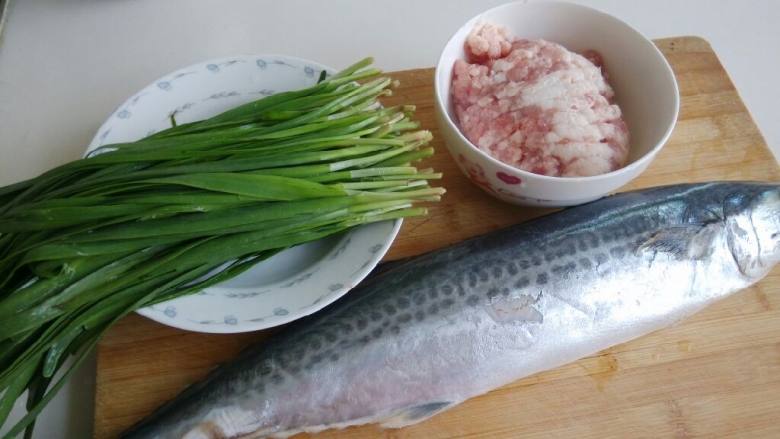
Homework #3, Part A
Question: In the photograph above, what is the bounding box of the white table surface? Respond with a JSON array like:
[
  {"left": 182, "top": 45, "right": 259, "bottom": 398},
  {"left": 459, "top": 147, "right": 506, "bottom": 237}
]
[{"left": 1, "top": 0, "right": 778, "bottom": 437}]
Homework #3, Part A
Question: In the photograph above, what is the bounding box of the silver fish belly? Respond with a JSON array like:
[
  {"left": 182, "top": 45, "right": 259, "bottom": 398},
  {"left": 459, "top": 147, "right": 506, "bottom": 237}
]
[{"left": 123, "top": 182, "right": 780, "bottom": 439}]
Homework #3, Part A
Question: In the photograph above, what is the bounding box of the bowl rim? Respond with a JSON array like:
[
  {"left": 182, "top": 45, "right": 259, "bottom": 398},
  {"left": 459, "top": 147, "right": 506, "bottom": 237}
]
[{"left": 434, "top": 0, "right": 680, "bottom": 183}]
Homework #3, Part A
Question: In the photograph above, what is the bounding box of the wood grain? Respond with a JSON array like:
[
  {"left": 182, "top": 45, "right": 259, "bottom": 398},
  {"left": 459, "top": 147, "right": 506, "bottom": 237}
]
[{"left": 94, "top": 37, "right": 780, "bottom": 439}]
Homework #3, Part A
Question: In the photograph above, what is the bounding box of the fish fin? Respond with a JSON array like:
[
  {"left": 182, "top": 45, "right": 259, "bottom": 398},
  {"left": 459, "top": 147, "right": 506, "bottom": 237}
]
[
  {"left": 638, "top": 224, "right": 721, "bottom": 260},
  {"left": 380, "top": 401, "right": 455, "bottom": 429},
  {"left": 725, "top": 215, "right": 762, "bottom": 277}
]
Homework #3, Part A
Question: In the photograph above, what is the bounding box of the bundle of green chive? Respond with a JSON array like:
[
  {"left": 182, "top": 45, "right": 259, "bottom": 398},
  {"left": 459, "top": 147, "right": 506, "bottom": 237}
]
[{"left": 0, "top": 58, "right": 442, "bottom": 437}]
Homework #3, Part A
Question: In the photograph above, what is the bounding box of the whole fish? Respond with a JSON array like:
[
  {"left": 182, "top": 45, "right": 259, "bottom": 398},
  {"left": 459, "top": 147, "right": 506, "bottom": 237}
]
[{"left": 124, "top": 182, "right": 780, "bottom": 439}]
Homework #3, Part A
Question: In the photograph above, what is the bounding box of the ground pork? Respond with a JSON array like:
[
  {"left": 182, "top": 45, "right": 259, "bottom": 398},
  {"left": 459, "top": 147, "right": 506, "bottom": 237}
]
[{"left": 451, "top": 22, "right": 629, "bottom": 177}]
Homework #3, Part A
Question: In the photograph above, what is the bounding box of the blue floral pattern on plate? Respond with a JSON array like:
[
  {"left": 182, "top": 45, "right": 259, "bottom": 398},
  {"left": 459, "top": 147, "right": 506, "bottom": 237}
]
[
  {"left": 207, "top": 59, "right": 245, "bottom": 73},
  {"left": 204, "top": 91, "right": 241, "bottom": 101}
]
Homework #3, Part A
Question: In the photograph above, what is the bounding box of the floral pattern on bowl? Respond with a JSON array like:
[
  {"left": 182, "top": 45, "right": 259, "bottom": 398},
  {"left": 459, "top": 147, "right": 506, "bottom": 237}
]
[{"left": 456, "top": 153, "right": 553, "bottom": 204}]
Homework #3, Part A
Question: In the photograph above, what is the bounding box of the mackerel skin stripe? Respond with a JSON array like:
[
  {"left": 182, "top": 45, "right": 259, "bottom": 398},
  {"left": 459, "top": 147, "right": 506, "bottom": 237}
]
[{"left": 124, "top": 182, "right": 780, "bottom": 439}]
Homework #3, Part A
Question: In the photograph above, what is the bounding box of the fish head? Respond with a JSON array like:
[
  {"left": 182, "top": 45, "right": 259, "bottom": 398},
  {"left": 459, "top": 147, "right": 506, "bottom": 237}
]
[{"left": 722, "top": 183, "right": 780, "bottom": 279}]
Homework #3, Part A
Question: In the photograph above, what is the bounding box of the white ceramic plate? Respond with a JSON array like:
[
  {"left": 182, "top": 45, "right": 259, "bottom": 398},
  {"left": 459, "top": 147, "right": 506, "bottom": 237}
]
[{"left": 87, "top": 55, "right": 401, "bottom": 333}]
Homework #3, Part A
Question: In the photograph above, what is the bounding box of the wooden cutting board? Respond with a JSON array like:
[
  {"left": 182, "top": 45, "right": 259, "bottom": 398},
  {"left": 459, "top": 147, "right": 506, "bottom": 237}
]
[{"left": 94, "top": 37, "right": 780, "bottom": 438}]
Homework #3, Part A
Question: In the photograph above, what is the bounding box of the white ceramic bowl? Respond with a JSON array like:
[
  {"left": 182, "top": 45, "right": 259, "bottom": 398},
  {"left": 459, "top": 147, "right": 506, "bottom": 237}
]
[
  {"left": 88, "top": 55, "right": 401, "bottom": 333},
  {"left": 434, "top": 1, "right": 679, "bottom": 207}
]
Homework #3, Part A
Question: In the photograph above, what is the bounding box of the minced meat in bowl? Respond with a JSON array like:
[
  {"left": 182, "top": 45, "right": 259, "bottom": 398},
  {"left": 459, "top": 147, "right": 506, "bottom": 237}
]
[{"left": 451, "top": 22, "right": 629, "bottom": 178}]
